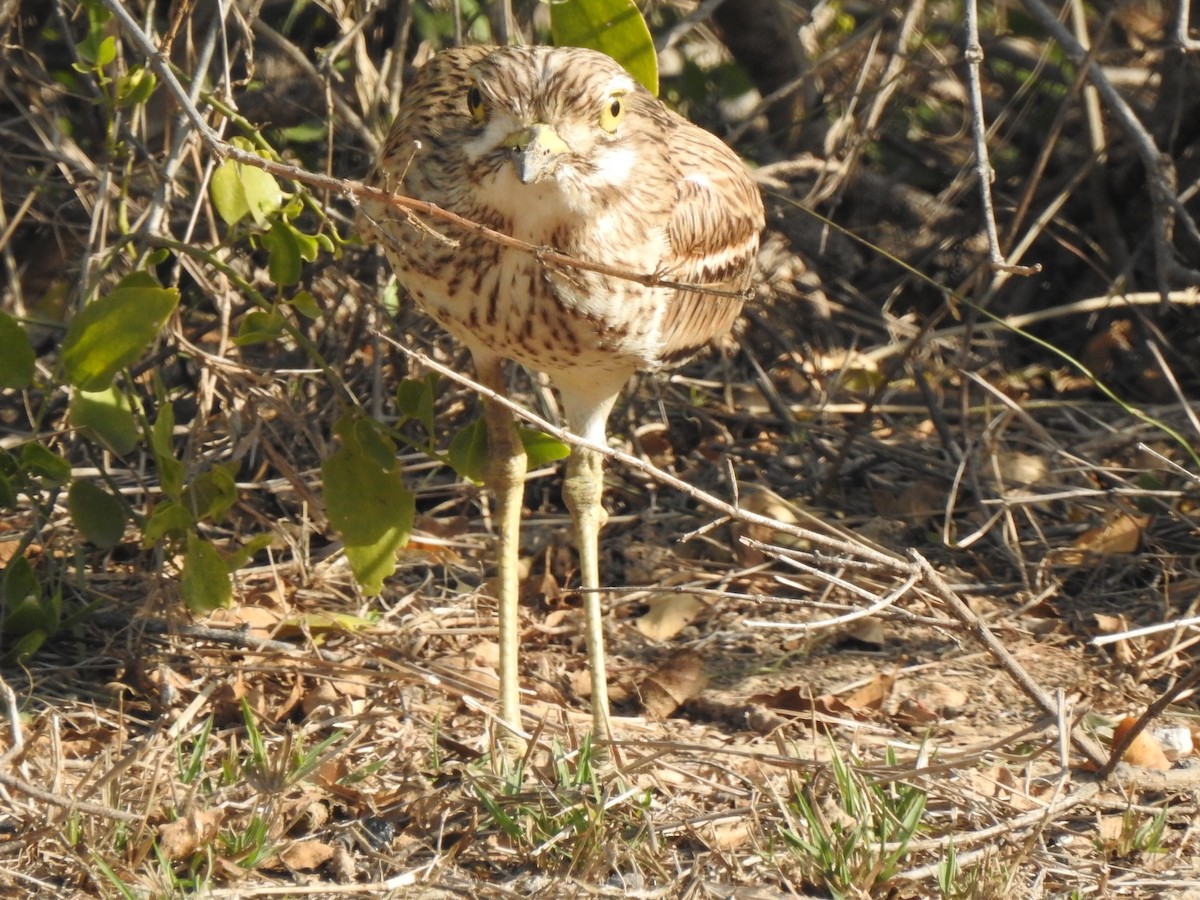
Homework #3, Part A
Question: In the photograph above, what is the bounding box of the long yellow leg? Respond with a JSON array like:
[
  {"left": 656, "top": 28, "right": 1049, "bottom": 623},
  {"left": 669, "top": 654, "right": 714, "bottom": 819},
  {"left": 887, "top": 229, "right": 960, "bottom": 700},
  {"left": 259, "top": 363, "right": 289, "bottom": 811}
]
[
  {"left": 476, "top": 359, "right": 526, "bottom": 739},
  {"left": 562, "top": 445, "right": 611, "bottom": 742}
]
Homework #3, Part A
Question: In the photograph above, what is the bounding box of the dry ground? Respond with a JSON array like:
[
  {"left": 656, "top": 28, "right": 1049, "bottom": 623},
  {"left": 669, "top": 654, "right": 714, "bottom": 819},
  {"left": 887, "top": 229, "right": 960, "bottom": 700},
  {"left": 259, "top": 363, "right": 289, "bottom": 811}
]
[{"left": 3, "top": 1, "right": 1200, "bottom": 897}]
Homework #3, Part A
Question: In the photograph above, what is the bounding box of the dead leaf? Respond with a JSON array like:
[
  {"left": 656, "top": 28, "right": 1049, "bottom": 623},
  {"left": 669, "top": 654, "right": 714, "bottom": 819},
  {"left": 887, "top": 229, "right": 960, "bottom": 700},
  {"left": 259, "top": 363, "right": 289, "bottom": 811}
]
[
  {"left": 330, "top": 842, "right": 356, "bottom": 882},
  {"left": 977, "top": 765, "right": 1047, "bottom": 811},
  {"left": 702, "top": 821, "right": 752, "bottom": 851},
  {"left": 1093, "top": 613, "right": 1129, "bottom": 634},
  {"left": 157, "top": 808, "right": 225, "bottom": 860},
  {"left": 435, "top": 641, "right": 501, "bottom": 695},
  {"left": 302, "top": 669, "right": 368, "bottom": 717},
  {"left": 278, "top": 791, "right": 331, "bottom": 833},
  {"left": 892, "top": 480, "right": 945, "bottom": 520},
  {"left": 1077, "top": 513, "right": 1147, "bottom": 554},
  {"left": 524, "top": 567, "right": 563, "bottom": 606},
  {"left": 278, "top": 839, "right": 335, "bottom": 871},
  {"left": 621, "top": 542, "right": 676, "bottom": 583},
  {"left": 1111, "top": 716, "right": 1171, "bottom": 770},
  {"left": 895, "top": 697, "right": 940, "bottom": 725},
  {"left": 571, "top": 666, "right": 594, "bottom": 700},
  {"left": 843, "top": 673, "right": 894, "bottom": 712},
  {"left": 993, "top": 449, "right": 1048, "bottom": 487},
  {"left": 205, "top": 604, "right": 283, "bottom": 640},
  {"left": 907, "top": 682, "right": 968, "bottom": 719},
  {"left": 1096, "top": 814, "right": 1129, "bottom": 847},
  {"left": 638, "top": 649, "right": 708, "bottom": 718},
  {"left": 634, "top": 422, "right": 675, "bottom": 468},
  {"left": 635, "top": 592, "right": 706, "bottom": 641},
  {"left": 1056, "top": 514, "right": 1149, "bottom": 565},
  {"left": 733, "top": 486, "right": 806, "bottom": 564},
  {"left": 839, "top": 616, "right": 886, "bottom": 650},
  {"left": 467, "top": 640, "right": 500, "bottom": 669},
  {"left": 542, "top": 607, "right": 573, "bottom": 631},
  {"left": 1080, "top": 319, "right": 1133, "bottom": 375},
  {"left": 746, "top": 686, "right": 857, "bottom": 728},
  {"left": 803, "top": 349, "right": 881, "bottom": 390}
]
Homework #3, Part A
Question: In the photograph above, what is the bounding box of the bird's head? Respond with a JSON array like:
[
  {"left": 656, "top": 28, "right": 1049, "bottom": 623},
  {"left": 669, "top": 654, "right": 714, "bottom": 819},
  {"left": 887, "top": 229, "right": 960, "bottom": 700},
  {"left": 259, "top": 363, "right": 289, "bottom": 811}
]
[{"left": 460, "top": 47, "right": 646, "bottom": 202}]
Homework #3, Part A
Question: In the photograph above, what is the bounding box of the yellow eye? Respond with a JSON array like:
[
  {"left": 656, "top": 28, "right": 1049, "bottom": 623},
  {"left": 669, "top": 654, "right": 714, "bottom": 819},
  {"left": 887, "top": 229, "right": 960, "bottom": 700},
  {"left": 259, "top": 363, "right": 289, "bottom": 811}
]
[
  {"left": 466, "top": 85, "right": 485, "bottom": 122},
  {"left": 599, "top": 95, "right": 624, "bottom": 133}
]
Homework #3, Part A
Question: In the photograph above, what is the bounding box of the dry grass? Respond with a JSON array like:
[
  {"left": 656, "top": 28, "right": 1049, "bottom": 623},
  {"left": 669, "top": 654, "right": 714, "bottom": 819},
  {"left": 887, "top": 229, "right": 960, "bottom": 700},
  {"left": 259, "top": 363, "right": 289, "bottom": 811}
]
[{"left": 3, "top": 1, "right": 1200, "bottom": 897}]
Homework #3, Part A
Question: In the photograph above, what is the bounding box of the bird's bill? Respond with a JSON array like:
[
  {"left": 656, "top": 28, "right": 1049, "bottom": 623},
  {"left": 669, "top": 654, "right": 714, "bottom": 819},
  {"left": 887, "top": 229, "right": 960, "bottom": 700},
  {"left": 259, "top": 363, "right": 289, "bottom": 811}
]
[{"left": 505, "top": 123, "right": 569, "bottom": 184}]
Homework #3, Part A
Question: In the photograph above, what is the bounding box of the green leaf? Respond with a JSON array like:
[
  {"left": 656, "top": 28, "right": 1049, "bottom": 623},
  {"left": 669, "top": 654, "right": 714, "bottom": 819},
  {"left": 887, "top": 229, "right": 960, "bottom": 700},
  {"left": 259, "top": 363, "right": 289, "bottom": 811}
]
[
  {"left": 396, "top": 375, "right": 437, "bottom": 436},
  {"left": 0, "top": 311, "right": 35, "bottom": 389},
  {"left": 518, "top": 426, "right": 570, "bottom": 468},
  {"left": 0, "top": 452, "right": 17, "bottom": 506},
  {"left": 321, "top": 415, "right": 414, "bottom": 595},
  {"left": 342, "top": 415, "right": 402, "bottom": 471},
  {"left": 224, "top": 532, "right": 275, "bottom": 571},
  {"left": 278, "top": 122, "right": 328, "bottom": 144},
  {"left": 75, "top": 34, "right": 116, "bottom": 69},
  {"left": 69, "top": 387, "right": 139, "bottom": 455},
  {"left": 60, "top": 281, "right": 180, "bottom": 391},
  {"left": 94, "top": 35, "right": 116, "bottom": 67},
  {"left": 210, "top": 145, "right": 285, "bottom": 228},
  {"left": 2, "top": 554, "right": 40, "bottom": 611},
  {"left": 0, "top": 589, "right": 35, "bottom": 640},
  {"left": 20, "top": 442, "right": 71, "bottom": 485},
  {"left": 550, "top": 0, "right": 658, "bottom": 95},
  {"left": 289, "top": 290, "right": 322, "bottom": 319},
  {"left": 0, "top": 554, "right": 57, "bottom": 663},
  {"left": 68, "top": 479, "right": 127, "bottom": 548},
  {"left": 263, "top": 219, "right": 302, "bottom": 286},
  {"left": 116, "top": 66, "right": 157, "bottom": 108},
  {"left": 183, "top": 462, "right": 239, "bottom": 522},
  {"left": 1, "top": 631, "right": 46, "bottom": 666},
  {"left": 181, "top": 533, "right": 233, "bottom": 613},
  {"left": 263, "top": 221, "right": 320, "bottom": 286},
  {"left": 143, "top": 500, "right": 193, "bottom": 544},
  {"left": 447, "top": 417, "right": 488, "bottom": 484},
  {"left": 285, "top": 610, "right": 377, "bottom": 633},
  {"left": 379, "top": 279, "right": 400, "bottom": 316},
  {"left": 291, "top": 224, "right": 320, "bottom": 261},
  {"left": 73, "top": 0, "right": 112, "bottom": 66},
  {"left": 151, "top": 404, "right": 184, "bottom": 500},
  {"left": 235, "top": 309, "right": 287, "bottom": 346}
]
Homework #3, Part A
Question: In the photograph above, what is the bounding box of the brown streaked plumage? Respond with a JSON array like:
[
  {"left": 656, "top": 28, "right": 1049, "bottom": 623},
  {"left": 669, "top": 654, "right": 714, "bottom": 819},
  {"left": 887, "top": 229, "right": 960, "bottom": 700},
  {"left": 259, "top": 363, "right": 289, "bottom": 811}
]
[{"left": 360, "top": 45, "right": 763, "bottom": 746}]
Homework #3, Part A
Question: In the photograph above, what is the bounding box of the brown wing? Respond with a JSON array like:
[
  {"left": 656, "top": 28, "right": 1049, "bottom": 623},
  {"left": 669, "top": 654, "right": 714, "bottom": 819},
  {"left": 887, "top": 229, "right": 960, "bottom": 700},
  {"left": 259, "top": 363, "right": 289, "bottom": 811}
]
[{"left": 655, "top": 117, "right": 764, "bottom": 361}]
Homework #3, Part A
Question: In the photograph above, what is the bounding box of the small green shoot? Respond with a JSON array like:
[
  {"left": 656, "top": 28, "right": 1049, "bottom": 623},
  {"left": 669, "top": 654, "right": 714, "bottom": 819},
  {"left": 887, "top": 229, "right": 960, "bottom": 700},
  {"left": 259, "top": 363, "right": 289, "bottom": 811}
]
[
  {"left": 178, "top": 715, "right": 215, "bottom": 785},
  {"left": 781, "top": 743, "right": 928, "bottom": 895}
]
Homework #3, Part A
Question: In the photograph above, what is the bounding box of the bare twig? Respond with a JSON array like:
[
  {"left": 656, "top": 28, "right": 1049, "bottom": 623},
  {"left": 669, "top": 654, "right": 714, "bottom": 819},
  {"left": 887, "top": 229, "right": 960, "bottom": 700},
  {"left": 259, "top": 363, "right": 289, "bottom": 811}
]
[
  {"left": 910, "top": 551, "right": 1108, "bottom": 769},
  {"left": 896, "top": 779, "right": 1103, "bottom": 881},
  {"left": 0, "top": 675, "right": 21, "bottom": 764},
  {"left": 0, "top": 769, "right": 144, "bottom": 822},
  {"left": 864, "top": 288, "right": 1200, "bottom": 363},
  {"left": 743, "top": 562, "right": 919, "bottom": 632},
  {"left": 1176, "top": 0, "right": 1200, "bottom": 51},
  {"left": 1020, "top": 0, "right": 1200, "bottom": 295},
  {"left": 1093, "top": 612, "right": 1200, "bottom": 647},
  {"left": 963, "top": 0, "right": 1041, "bottom": 277}
]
